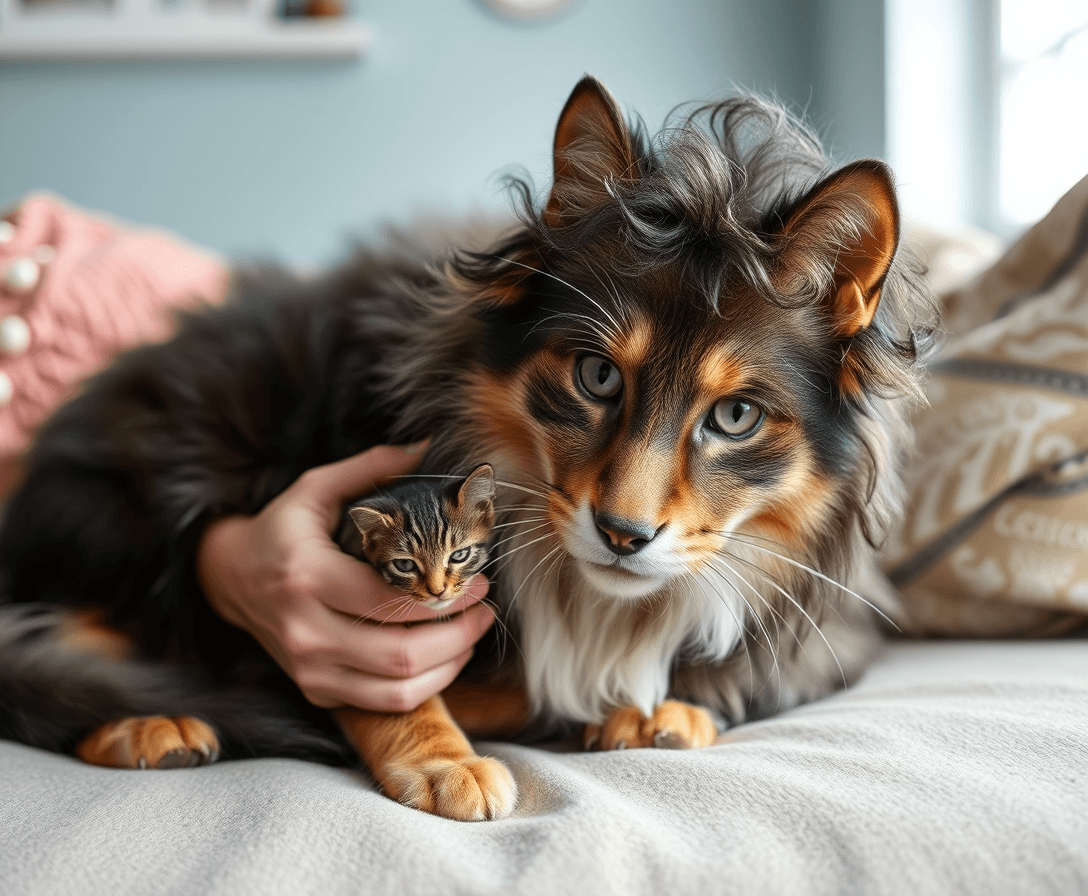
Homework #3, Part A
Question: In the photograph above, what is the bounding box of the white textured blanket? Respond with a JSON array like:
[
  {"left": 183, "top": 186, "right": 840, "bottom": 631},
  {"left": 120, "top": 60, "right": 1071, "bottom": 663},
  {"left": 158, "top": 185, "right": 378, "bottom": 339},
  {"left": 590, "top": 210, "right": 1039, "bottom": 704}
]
[{"left": 3, "top": 640, "right": 1086, "bottom": 895}]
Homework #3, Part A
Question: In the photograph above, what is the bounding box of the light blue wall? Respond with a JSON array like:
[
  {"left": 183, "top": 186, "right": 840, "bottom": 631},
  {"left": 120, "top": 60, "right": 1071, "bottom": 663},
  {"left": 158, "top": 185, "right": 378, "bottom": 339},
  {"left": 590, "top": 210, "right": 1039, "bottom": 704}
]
[
  {"left": 808, "top": 0, "right": 886, "bottom": 162},
  {"left": 0, "top": 1, "right": 881, "bottom": 265}
]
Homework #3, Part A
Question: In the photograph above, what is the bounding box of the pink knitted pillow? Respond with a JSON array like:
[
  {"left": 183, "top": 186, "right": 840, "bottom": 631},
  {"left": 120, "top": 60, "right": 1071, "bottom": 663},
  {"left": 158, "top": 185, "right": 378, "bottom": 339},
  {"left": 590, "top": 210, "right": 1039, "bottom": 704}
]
[{"left": 0, "top": 194, "right": 229, "bottom": 495}]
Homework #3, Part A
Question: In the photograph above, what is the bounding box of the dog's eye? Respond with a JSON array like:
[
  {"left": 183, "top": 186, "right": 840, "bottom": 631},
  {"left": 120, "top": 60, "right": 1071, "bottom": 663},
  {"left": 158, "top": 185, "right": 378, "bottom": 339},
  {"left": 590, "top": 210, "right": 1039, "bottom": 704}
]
[
  {"left": 709, "top": 398, "right": 763, "bottom": 438},
  {"left": 577, "top": 355, "right": 622, "bottom": 399},
  {"left": 391, "top": 558, "right": 418, "bottom": 574},
  {"left": 449, "top": 547, "right": 471, "bottom": 563}
]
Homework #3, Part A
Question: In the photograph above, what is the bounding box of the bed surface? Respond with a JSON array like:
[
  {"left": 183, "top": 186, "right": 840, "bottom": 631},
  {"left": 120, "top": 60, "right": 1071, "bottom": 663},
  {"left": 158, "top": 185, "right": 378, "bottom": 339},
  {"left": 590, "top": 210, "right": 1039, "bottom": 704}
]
[
  {"left": 4, "top": 176, "right": 1088, "bottom": 896},
  {"left": 3, "top": 639, "right": 1086, "bottom": 896}
]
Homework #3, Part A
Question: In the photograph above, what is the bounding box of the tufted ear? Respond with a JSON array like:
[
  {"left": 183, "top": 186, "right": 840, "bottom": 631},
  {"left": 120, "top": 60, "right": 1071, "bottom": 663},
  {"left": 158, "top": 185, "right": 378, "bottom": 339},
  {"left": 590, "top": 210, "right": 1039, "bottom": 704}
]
[
  {"left": 544, "top": 76, "right": 637, "bottom": 227},
  {"left": 349, "top": 505, "right": 393, "bottom": 539},
  {"left": 775, "top": 159, "right": 900, "bottom": 336},
  {"left": 456, "top": 463, "right": 496, "bottom": 515}
]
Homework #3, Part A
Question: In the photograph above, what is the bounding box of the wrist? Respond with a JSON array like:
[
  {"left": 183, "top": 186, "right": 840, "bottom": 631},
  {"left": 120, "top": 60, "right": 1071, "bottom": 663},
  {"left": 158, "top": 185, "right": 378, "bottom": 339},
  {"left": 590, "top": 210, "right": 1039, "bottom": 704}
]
[{"left": 196, "top": 514, "right": 247, "bottom": 627}]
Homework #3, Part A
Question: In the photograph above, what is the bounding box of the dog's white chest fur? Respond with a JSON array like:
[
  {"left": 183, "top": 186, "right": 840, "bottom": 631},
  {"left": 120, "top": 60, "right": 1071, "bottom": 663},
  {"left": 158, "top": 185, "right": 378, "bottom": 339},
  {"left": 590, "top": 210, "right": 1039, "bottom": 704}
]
[{"left": 504, "top": 535, "right": 748, "bottom": 724}]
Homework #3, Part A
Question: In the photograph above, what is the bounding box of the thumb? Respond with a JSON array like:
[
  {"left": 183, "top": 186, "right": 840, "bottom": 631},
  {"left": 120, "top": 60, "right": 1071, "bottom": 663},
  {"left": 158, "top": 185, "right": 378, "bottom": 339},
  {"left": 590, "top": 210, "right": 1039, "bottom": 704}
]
[{"left": 295, "top": 442, "right": 429, "bottom": 510}]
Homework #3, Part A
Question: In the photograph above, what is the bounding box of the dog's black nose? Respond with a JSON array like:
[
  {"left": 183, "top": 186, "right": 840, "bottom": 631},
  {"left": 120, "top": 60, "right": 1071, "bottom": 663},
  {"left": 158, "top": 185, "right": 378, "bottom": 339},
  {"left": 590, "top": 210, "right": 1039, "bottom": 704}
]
[{"left": 594, "top": 513, "right": 658, "bottom": 556}]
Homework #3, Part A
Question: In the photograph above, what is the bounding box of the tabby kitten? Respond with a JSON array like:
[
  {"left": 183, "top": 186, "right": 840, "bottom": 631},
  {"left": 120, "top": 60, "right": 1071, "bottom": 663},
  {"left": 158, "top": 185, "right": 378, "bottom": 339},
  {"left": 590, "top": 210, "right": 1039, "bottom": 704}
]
[{"left": 340, "top": 464, "right": 496, "bottom": 611}]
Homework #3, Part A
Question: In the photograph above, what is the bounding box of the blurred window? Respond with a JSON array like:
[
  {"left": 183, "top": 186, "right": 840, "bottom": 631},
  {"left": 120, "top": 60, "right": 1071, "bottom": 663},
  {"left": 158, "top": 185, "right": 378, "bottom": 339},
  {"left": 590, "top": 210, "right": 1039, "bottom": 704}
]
[
  {"left": 998, "top": 1, "right": 1088, "bottom": 227},
  {"left": 887, "top": 0, "right": 1088, "bottom": 235}
]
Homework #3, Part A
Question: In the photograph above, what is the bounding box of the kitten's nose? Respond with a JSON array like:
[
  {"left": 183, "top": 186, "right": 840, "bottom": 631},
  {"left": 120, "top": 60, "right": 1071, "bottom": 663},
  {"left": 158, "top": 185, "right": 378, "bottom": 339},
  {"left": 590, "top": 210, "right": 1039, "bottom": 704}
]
[{"left": 594, "top": 512, "right": 659, "bottom": 556}]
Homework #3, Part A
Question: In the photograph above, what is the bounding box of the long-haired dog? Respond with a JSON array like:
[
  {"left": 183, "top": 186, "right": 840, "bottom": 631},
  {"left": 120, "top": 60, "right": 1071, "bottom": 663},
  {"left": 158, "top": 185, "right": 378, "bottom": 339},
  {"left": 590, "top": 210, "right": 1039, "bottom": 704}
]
[{"left": 0, "top": 77, "right": 936, "bottom": 820}]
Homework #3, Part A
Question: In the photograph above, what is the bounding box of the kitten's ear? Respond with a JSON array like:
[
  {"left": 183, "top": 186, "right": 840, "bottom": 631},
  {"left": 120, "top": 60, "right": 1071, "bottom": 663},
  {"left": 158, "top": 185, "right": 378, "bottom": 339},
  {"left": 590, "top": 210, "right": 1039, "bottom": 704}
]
[
  {"left": 349, "top": 505, "right": 394, "bottom": 538},
  {"left": 457, "top": 463, "right": 496, "bottom": 514},
  {"left": 544, "top": 76, "right": 637, "bottom": 227},
  {"left": 774, "top": 159, "right": 900, "bottom": 336}
]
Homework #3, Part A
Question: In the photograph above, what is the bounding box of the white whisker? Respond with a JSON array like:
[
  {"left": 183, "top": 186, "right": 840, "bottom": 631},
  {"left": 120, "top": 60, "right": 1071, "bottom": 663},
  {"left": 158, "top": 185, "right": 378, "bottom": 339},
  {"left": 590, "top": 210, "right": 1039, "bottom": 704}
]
[
  {"left": 705, "top": 557, "right": 780, "bottom": 680},
  {"left": 381, "top": 472, "right": 553, "bottom": 503},
  {"left": 490, "top": 522, "right": 552, "bottom": 550},
  {"left": 725, "top": 532, "right": 899, "bottom": 630},
  {"left": 710, "top": 553, "right": 805, "bottom": 658},
  {"left": 490, "top": 516, "right": 550, "bottom": 531},
  {"left": 507, "top": 544, "right": 565, "bottom": 606},
  {"left": 693, "top": 566, "right": 755, "bottom": 689},
  {"left": 500, "top": 257, "right": 626, "bottom": 342},
  {"left": 715, "top": 548, "right": 845, "bottom": 687},
  {"left": 495, "top": 531, "right": 560, "bottom": 563}
]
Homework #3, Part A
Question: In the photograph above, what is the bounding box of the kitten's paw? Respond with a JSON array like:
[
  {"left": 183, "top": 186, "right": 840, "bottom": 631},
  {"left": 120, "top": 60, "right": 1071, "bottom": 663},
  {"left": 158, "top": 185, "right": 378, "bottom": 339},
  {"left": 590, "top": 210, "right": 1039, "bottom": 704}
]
[
  {"left": 584, "top": 700, "right": 717, "bottom": 751},
  {"left": 76, "top": 715, "right": 220, "bottom": 769},
  {"left": 382, "top": 755, "right": 517, "bottom": 821}
]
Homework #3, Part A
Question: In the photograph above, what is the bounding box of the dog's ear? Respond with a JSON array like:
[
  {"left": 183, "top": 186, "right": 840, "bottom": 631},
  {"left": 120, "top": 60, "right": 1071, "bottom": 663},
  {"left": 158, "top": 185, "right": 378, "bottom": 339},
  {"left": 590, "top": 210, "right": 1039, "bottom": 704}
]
[
  {"left": 544, "top": 76, "right": 636, "bottom": 227},
  {"left": 774, "top": 159, "right": 900, "bottom": 336}
]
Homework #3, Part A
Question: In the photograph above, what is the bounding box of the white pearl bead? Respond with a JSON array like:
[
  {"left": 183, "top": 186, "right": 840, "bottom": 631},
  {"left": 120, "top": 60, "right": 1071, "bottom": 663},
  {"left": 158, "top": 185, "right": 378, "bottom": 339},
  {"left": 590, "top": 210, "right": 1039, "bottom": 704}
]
[
  {"left": 0, "top": 315, "right": 31, "bottom": 356},
  {"left": 0, "top": 371, "right": 12, "bottom": 407},
  {"left": 4, "top": 257, "right": 39, "bottom": 293},
  {"left": 0, "top": 221, "right": 14, "bottom": 244}
]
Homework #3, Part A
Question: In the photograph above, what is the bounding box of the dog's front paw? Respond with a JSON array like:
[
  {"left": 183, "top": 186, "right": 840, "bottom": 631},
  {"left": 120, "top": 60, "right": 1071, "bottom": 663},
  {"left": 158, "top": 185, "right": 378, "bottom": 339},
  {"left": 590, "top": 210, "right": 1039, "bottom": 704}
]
[
  {"left": 76, "top": 715, "right": 220, "bottom": 769},
  {"left": 584, "top": 700, "right": 717, "bottom": 751},
  {"left": 381, "top": 755, "right": 517, "bottom": 821}
]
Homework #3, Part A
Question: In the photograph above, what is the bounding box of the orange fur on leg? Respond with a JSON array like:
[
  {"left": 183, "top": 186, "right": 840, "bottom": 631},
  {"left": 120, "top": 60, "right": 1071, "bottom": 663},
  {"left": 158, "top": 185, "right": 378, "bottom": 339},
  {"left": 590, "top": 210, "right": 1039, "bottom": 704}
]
[
  {"left": 335, "top": 697, "right": 517, "bottom": 821},
  {"left": 76, "top": 716, "right": 220, "bottom": 769},
  {"left": 584, "top": 700, "right": 718, "bottom": 751},
  {"left": 441, "top": 680, "right": 531, "bottom": 739}
]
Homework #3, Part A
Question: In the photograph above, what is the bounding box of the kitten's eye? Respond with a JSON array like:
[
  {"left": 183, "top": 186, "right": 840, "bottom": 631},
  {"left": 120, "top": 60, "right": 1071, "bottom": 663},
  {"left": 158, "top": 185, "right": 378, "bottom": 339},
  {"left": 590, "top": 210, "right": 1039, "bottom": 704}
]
[
  {"left": 449, "top": 547, "right": 471, "bottom": 563},
  {"left": 391, "top": 558, "right": 418, "bottom": 574},
  {"left": 577, "top": 355, "right": 622, "bottom": 400},
  {"left": 709, "top": 398, "right": 764, "bottom": 438}
]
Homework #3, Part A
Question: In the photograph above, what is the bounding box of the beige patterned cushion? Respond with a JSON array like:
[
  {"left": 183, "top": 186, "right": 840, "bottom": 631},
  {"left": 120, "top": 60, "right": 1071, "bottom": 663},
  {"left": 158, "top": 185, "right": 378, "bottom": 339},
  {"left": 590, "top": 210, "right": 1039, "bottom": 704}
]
[{"left": 885, "top": 175, "right": 1088, "bottom": 636}]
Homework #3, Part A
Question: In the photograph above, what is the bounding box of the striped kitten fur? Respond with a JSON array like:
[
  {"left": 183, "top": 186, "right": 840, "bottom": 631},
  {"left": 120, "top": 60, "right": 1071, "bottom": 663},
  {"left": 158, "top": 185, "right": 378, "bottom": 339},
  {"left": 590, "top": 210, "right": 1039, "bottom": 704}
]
[
  {"left": 0, "top": 77, "right": 938, "bottom": 820},
  {"left": 340, "top": 464, "right": 496, "bottom": 611}
]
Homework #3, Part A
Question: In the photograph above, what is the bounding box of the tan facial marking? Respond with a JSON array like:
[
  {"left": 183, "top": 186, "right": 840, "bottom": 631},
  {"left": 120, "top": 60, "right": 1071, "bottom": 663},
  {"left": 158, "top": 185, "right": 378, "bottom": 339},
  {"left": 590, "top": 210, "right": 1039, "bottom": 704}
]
[
  {"left": 58, "top": 608, "right": 135, "bottom": 662},
  {"left": 466, "top": 368, "right": 547, "bottom": 477},
  {"left": 608, "top": 315, "right": 652, "bottom": 374},
  {"left": 694, "top": 346, "right": 753, "bottom": 401},
  {"left": 745, "top": 451, "right": 832, "bottom": 546}
]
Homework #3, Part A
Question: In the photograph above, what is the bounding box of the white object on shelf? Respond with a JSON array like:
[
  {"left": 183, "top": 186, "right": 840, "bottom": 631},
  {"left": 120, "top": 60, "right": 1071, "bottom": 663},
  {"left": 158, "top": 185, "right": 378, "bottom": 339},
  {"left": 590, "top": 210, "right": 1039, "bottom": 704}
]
[
  {"left": 481, "top": 0, "right": 574, "bottom": 21},
  {"left": 0, "top": 0, "right": 372, "bottom": 60}
]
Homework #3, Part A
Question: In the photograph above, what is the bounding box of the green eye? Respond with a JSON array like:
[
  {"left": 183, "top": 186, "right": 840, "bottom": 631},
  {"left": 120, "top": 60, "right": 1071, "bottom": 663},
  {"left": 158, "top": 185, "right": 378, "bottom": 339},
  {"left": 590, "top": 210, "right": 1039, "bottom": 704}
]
[
  {"left": 449, "top": 547, "right": 471, "bottom": 563},
  {"left": 391, "top": 558, "right": 417, "bottom": 574},
  {"left": 709, "top": 398, "right": 764, "bottom": 438},
  {"left": 577, "top": 355, "right": 622, "bottom": 400}
]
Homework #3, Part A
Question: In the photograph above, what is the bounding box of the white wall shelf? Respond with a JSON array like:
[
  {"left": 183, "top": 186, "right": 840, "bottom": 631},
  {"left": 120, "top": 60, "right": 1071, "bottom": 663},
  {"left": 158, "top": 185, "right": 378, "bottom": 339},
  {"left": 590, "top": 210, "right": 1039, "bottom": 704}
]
[{"left": 0, "top": 0, "right": 371, "bottom": 60}]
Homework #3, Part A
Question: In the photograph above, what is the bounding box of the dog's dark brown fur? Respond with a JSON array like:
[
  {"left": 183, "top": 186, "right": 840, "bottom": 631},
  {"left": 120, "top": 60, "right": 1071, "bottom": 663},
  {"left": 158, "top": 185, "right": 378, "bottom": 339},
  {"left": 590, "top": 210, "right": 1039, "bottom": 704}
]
[{"left": 0, "top": 78, "right": 937, "bottom": 819}]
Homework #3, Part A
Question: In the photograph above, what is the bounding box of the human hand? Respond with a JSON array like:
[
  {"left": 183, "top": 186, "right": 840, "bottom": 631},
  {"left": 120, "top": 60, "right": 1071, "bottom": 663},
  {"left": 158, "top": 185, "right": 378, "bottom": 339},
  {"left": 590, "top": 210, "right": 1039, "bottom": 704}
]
[{"left": 196, "top": 444, "right": 495, "bottom": 712}]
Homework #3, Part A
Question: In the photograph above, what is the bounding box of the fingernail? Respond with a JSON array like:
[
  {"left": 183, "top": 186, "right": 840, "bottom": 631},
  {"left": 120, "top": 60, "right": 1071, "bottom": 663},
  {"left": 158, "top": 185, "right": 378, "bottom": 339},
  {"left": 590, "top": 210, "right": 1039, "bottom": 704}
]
[{"left": 401, "top": 439, "right": 430, "bottom": 456}]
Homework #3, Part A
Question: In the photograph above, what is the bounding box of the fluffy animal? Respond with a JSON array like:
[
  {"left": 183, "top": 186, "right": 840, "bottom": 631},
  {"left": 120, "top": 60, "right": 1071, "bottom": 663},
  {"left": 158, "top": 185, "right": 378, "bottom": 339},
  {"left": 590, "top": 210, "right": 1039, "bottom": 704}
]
[
  {"left": 339, "top": 464, "right": 496, "bottom": 612},
  {"left": 0, "top": 77, "right": 937, "bottom": 821}
]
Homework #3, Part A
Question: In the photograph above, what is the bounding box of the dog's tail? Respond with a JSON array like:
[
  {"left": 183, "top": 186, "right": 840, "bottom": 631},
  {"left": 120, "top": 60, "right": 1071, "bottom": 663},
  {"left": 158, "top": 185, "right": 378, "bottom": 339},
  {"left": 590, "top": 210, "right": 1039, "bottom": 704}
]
[{"left": 0, "top": 605, "right": 352, "bottom": 764}]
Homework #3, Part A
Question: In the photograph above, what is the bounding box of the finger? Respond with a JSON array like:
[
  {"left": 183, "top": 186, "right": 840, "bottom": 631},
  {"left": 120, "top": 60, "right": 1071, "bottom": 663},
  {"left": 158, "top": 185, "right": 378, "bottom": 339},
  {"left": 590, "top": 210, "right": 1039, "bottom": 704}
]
[
  {"left": 332, "top": 602, "right": 496, "bottom": 678},
  {"left": 292, "top": 443, "right": 429, "bottom": 526},
  {"left": 307, "top": 649, "right": 472, "bottom": 713}
]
